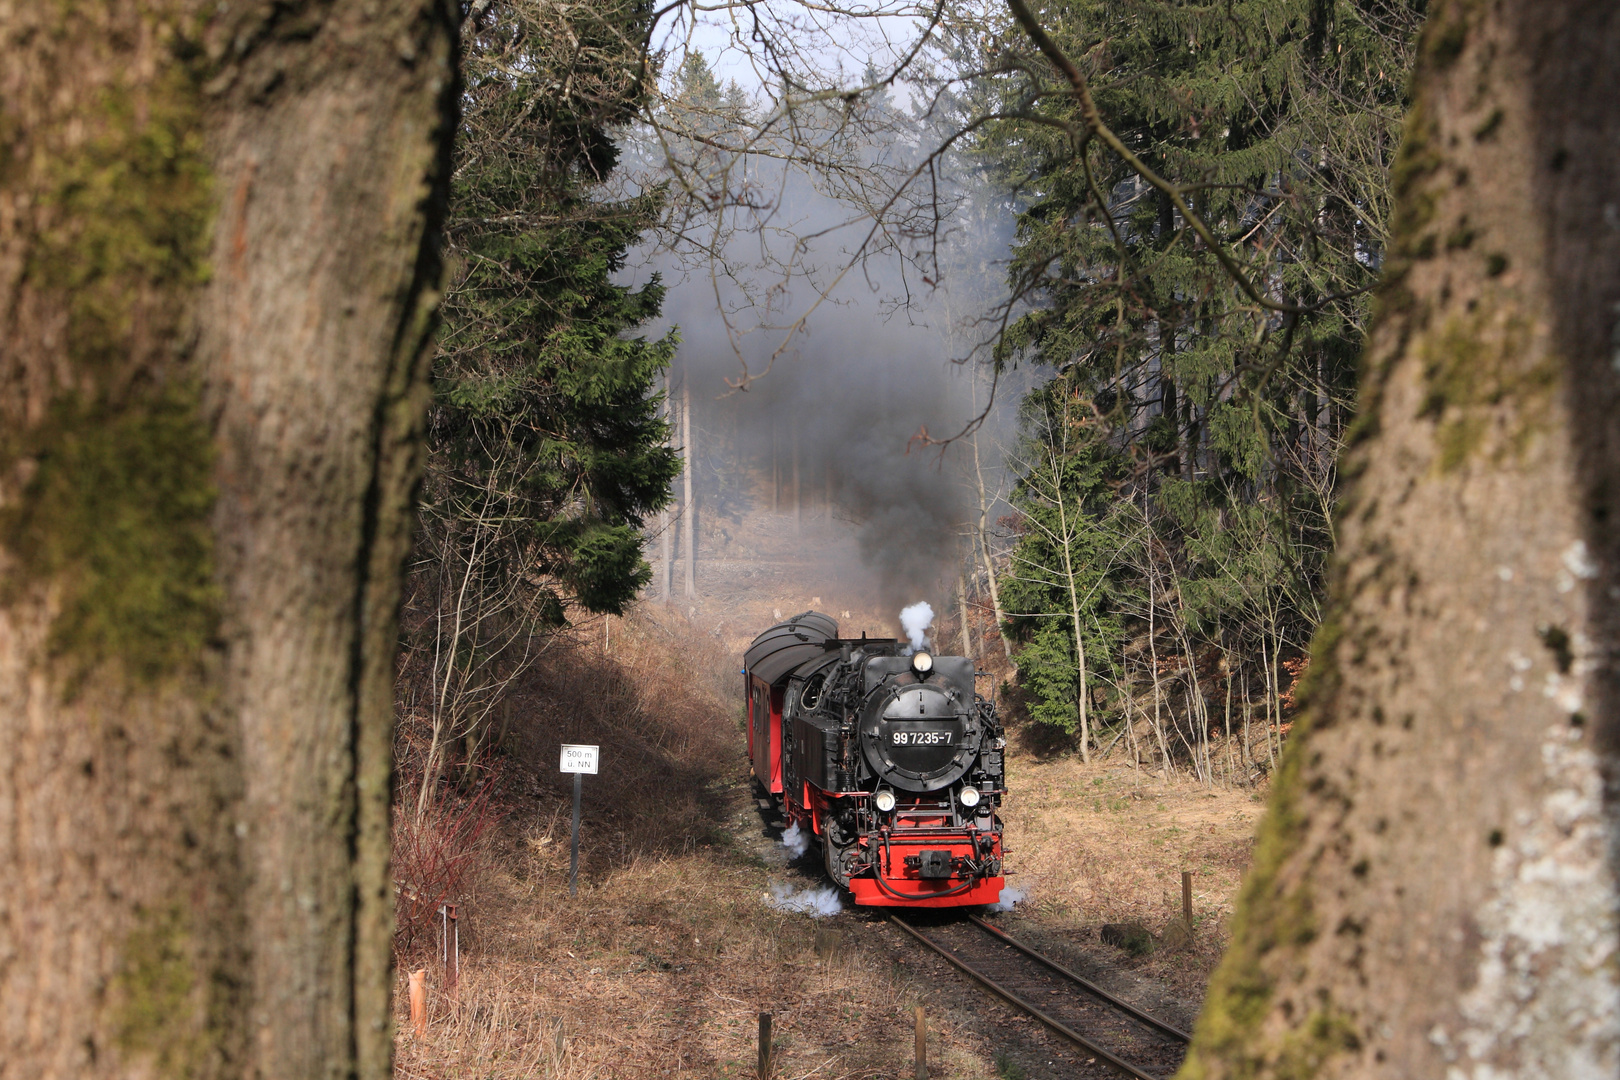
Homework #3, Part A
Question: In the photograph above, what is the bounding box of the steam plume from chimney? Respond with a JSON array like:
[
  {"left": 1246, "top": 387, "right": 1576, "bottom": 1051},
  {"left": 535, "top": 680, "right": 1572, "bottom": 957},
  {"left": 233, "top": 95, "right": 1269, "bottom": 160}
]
[{"left": 899, "top": 601, "right": 934, "bottom": 654}]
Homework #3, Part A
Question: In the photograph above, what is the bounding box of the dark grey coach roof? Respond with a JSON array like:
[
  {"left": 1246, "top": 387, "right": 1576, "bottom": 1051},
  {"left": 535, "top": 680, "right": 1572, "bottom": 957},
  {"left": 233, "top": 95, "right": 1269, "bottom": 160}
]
[{"left": 742, "top": 611, "right": 840, "bottom": 685}]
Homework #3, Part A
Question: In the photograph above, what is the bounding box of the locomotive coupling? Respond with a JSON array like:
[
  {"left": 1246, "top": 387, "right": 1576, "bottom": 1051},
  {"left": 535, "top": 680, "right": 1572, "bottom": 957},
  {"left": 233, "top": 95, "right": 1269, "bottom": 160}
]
[{"left": 904, "top": 850, "right": 955, "bottom": 879}]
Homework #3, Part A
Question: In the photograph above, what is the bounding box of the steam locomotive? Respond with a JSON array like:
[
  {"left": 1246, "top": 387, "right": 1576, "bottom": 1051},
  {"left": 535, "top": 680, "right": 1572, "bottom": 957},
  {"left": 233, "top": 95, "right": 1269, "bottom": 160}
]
[{"left": 743, "top": 611, "right": 1006, "bottom": 907}]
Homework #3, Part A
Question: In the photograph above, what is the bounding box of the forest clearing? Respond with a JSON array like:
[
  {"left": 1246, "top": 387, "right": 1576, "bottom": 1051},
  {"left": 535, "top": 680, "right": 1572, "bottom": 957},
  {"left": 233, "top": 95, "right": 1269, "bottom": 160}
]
[{"left": 391, "top": 605, "right": 1265, "bottom": 1080}]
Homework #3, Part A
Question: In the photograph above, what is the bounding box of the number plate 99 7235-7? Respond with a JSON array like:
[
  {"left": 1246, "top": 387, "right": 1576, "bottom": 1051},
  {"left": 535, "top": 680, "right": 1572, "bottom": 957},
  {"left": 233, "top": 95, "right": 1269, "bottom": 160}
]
[{"left": 890, "top": 730, "right": 954, "bottom": 746}]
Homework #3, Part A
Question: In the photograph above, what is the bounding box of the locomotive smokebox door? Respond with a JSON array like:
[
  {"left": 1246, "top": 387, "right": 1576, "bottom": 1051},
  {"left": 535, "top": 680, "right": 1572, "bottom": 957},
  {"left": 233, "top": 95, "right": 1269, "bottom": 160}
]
[
  {"left": 860, "top": 681, "right": 978, "bottom": 792},
  {"left": 918, "top": 850, "right": 953, "bottom": 879}
]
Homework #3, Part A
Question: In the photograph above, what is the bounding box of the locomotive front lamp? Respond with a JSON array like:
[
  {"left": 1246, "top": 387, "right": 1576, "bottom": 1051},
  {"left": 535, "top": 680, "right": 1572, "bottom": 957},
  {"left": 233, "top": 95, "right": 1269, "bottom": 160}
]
[
  {"left": 911, "top": 650, "right": 933, "bottom": 674},
  {"left": 874, "top": 789, "right": 897, "bottom": 812},
  {"left": 958, "top": 785, "right": 981, "bottom": 808}
]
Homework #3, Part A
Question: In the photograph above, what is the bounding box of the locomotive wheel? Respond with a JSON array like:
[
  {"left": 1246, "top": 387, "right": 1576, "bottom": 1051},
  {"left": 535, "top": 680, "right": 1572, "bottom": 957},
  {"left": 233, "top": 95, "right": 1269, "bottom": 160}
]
[
  {"left": 822, "top": 813, "right": 855, "bottom": 889},
  {"left": 823, "top": 835, "right": 854, "bottom": 889}
]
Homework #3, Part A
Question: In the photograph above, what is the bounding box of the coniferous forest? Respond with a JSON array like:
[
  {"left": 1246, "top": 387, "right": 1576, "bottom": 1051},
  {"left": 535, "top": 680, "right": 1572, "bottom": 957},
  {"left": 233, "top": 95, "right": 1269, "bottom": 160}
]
[
  {"left": 985, "top": 2, "right": 1424, "bottom": 777},
  {"left": 402, "top": 1, "right": 1428, "bottom": 792}
]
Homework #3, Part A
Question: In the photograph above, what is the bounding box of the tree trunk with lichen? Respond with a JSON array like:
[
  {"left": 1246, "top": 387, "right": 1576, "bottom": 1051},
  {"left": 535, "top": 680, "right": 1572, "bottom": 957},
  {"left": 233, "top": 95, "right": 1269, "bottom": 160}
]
[
  {"left": 0, "top": 3, "right": 455, "bottom": 1077},
  {"left": 1180, "top": 2, "right": 1619, "bottom": 1077}
]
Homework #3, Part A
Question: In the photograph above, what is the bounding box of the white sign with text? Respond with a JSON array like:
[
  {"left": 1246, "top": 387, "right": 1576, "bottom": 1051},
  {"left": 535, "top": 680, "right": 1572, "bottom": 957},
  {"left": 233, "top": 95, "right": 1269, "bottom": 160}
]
[{"left": 559, "top": 744, "right": 600, "bottom": 775}]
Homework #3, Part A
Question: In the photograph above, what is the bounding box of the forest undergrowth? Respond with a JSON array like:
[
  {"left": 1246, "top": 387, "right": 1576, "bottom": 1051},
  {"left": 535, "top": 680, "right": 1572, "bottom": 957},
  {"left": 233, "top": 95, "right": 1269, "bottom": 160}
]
[{"left": 390, "top": 604, "right": 1267, "bottom": 1080}]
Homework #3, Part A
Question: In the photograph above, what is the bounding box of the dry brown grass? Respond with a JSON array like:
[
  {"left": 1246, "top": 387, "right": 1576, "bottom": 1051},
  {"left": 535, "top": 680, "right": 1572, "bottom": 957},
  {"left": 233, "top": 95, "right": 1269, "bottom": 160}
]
[
  {"left": 395, "top": 845, "right": 1010, "bottom": 1080},
  {"left": 393, "top": 606, "right": 1004, "bottom": 1079},
  {"left": 391, "top": 604, "right": 1266, "bottom": 1078},
  {"left": 992, "top": 753, "right": 1266, "bottom": 1005}
]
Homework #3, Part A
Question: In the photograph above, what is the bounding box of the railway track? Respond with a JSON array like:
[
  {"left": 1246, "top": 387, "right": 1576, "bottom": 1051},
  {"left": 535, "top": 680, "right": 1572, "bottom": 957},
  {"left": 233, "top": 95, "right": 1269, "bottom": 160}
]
[{"left": 890, "top": 913, "right": 1191, "bottom": 1080}]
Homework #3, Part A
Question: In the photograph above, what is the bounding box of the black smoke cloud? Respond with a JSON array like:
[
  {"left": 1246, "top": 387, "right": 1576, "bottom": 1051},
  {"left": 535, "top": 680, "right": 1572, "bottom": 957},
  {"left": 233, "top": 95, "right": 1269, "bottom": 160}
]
[
  {"left": 625, "top": 134, "right": 1018, "bottom": 614},
  {"left": 720, "top": 308, "right": 976, "bottom": 604}
]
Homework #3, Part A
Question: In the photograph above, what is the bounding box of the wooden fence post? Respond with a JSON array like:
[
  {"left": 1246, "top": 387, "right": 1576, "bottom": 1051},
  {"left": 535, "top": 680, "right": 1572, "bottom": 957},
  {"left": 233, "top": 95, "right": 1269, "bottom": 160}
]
[
  {"left": 440, "top": 902, "right": 460, "bottom": 996},
  {"left": 1182, "top": 871, "right": 1193, "bottom": 927},
  {"left": 757, "top": 1011, "right": 772, "bottom": 1079},
  {"left": 408, "top": 969, "right": 427, "bottom": 1038},
  {"left": 914, "top": 1005, "right": 927, "bottom": 1080}
]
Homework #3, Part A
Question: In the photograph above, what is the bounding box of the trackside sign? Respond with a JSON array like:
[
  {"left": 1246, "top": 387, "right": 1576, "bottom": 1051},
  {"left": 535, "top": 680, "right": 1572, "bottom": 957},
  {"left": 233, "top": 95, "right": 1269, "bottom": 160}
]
[{"left": 559, "top": 744, "right": 600, "bottom": 775}]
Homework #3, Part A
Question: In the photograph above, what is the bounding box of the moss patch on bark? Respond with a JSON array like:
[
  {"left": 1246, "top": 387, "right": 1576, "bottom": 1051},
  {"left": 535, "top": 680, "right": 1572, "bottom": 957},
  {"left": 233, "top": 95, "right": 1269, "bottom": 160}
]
[
  {"left": 111, "top": 903, "right": 221, "bottom": 1078},
  {"left": 28, "top": 17, "right": 214, "bottom": 366},
  {"left": 1175, "top": 611, "right": 1350, "bottom": 1079},
  {"left": 0, "top": 7, "right": 219, "bottom": 687},
  {"left": 0, "top": 385, "right": 220, "bottom": 685},
  {"left": 1416, "top": 306, "right": 1556, "bottom": 472}
]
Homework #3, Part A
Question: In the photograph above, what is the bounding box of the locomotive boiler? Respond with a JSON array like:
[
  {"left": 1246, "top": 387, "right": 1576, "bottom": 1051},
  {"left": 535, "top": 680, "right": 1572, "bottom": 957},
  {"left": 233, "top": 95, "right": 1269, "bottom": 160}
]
[{"left": 743, "top": 611, "right": 1006, "bottom": 907}]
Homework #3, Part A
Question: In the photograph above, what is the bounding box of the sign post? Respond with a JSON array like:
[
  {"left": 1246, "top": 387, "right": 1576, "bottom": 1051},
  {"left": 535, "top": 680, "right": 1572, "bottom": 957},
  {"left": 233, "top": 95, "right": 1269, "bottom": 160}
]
[{"left": 559, "top": 744, "right": 599, "bottom": 897}]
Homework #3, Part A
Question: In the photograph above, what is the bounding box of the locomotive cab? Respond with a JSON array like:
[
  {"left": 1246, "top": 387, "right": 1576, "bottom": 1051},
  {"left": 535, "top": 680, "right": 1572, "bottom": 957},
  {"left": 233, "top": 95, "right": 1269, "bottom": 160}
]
[{"left": 743, "top": 611, "right": 1006, "bottom": 908}]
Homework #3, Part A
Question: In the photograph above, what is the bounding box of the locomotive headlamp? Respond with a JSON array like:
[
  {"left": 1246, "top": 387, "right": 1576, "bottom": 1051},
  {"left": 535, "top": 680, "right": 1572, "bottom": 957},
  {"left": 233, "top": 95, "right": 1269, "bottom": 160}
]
[
  {"left": 873, "top": 789, "right": 897, "bottom": 812},
  {"left": 958, "top": 785, "right": 981, "bottom": 808},
  {"left": 911, "top": 650, "right": 933, "bottom": 674}
]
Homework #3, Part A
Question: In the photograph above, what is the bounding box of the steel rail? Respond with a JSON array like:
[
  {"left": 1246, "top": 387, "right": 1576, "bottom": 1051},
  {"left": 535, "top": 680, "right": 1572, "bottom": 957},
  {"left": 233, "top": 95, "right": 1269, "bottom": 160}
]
[
  {"left": 966, "top": 914, "right": 1192, "bottom": 1043},
  {"left": 888, "top": 915, "right": 1168, "bottom": 1080}
]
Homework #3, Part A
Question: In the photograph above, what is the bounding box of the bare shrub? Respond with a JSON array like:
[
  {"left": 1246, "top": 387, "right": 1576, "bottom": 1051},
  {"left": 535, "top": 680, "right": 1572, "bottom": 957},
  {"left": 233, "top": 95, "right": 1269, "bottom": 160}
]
[{"left": 392, "top": 774, "right": 504, "bottom": 956}]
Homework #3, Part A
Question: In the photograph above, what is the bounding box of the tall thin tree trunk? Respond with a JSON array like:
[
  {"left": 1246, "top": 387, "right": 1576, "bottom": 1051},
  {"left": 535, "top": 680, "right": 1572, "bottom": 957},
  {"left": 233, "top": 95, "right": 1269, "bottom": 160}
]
[
  {"left": 1240, "top": 664, "right": 1252, "bottom": 773},
  {"left": 1185, "top": 3, "right": 1620, "bottom": 1073},
  {"left": 1316, "top": 351, "right": 1330, "bottom": 473},
  {"left": 1160, "top": 311, "right": 1183, "bottom": 478},
  {"left": 1055, "top": 459, "right": 1090, "bottom": 764},
  {"left": 792, "top": 417, "right": 801, "bottom": 536},
  {"left": 1223, "top": 657, "right": 1234, "bottom": 787},
  {"left": 958, "top": 570, "right": 975, "bottom": 659},
  {"left": 0, "top": 5, "right": 456, "bottom": 1077},
  {"left": 1147, "top": 565, "right": 1171, "bottom": 780},
  {"left": 969, "top": 378, "right": 1016, "bottom": 664},
  {"left": 660, "top": 507, "right": 673, "bottom": 602},
  {"left": 1122, "top": 647, "right": 1141, "bottom": 776},
  {"left": 1260, "top": 632, "right": 1277, "bottom": 772},
  {"left": 973, "top": 452, "right": 1015, "bottom": 662},
  {"left": 1269, "top": 625, "right": 1284, "bottom": 761},
  {"left": 661, "top": 371, "right": 673, "bottom": 602},
  {"left": 682, "top": 374, "right": 695, "bottom": 598}
]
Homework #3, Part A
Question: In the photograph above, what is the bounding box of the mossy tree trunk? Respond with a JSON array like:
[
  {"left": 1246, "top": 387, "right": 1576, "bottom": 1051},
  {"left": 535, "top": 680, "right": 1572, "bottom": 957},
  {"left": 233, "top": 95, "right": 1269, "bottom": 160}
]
[
  {"left": 1181, "top": 2, "right": 1619, "bottom": 1076},
  {"left": 0, "top": 2, "right": 455, "bottom": 1077}
]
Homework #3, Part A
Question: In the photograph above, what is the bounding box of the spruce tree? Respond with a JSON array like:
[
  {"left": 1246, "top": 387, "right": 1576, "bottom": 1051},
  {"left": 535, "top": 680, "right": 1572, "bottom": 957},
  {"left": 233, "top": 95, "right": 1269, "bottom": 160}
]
[
  {"left": 987, "top": 1, "right": 1422, "bottom": 751},
  {"left": 428, "top": 0, "right": 679, "bottom": 621}
]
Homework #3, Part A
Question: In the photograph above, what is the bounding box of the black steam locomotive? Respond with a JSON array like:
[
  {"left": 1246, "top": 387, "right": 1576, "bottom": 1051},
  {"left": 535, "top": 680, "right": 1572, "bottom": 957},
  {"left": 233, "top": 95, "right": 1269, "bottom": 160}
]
[{"left": 743, "top": 611, "right": 1006, "bottom": 906}]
